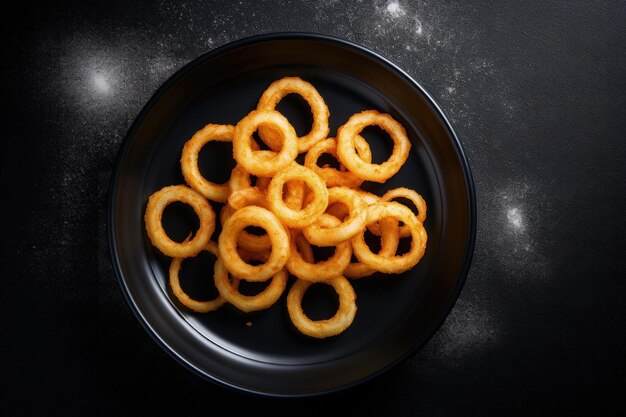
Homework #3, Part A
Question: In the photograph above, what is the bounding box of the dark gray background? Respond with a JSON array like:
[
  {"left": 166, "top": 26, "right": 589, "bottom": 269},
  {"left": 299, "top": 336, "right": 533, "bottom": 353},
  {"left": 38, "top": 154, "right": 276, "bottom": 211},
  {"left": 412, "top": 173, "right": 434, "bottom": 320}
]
[{"left": 2, "top": 0, "right": 625, "bottom": 415}]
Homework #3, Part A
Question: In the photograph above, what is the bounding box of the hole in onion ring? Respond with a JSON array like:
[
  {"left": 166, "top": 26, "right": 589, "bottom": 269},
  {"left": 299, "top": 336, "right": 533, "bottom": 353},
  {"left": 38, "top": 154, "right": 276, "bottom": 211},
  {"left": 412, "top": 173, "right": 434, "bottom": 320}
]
[
  {"left": 311, "top": 245, "right": 336, "bottom": 263},
  {"left": 316, "top": 152, "right": 342, "bottom": 170},
  {"left": 250, "top": 129, "right": 273, "bottom": 151},
  {"left": 176, "top": 251, "right": 221, "bottom": 301},
  {"left": 359, "top": 125, "right": 393, "bottom": 164},
  {"left": 363, "top": 227, "right": 383, "bottom": 253},
  {"left": 275, "top": 93, "right": 315, "bottom": 138},
  {"left": 243, "top": 225, "right": 267, "bottom": 237},
  {"left": 395, "top": 236, "right": 412, "bottom": 256},
  {"left": 161, "top": 202, "right": 200, "bottom": 243},
  {"left": 391, "top": 195, "right": 419, "bottom": 215},
  {"left": 197, "top": 140, "right": 235, "bottom": 184},
  {"left": 301, "top": 283, "right": 339, "bottom": 320},
  {"left": 237, "top": 279, "right": 273, "bottom": 297}
]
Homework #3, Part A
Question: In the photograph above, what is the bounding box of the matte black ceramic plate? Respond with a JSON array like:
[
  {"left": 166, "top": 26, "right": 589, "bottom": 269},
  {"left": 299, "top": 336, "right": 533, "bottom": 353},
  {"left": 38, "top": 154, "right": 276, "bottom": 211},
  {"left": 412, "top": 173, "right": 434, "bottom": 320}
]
[{"left": 108, "top": 32, "right": 476, "bottom": 397}]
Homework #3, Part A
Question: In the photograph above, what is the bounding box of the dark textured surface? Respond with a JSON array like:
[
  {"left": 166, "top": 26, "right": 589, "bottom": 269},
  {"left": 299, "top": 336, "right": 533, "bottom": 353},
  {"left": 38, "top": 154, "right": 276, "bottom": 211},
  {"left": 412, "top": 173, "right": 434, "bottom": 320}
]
[{"left": 2, "top": 0, "right": 625, "bottom": 415}]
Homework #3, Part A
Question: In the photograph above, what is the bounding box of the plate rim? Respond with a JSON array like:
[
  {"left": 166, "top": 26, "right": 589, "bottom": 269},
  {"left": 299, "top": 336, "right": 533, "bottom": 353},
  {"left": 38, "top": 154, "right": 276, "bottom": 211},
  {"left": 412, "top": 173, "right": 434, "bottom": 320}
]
[{"left": 107, "top": 31, "right": 477, "bottom": 397}]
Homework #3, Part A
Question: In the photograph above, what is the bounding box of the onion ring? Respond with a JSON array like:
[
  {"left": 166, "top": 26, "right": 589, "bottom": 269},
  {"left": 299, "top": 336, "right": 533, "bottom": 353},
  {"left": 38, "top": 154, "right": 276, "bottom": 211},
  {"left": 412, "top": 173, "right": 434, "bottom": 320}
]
[
  {"left": 302, "top": 186, "right": 367, "bottom": 246},
  {"left": 336, "top": 110, "right": 411, "bottom": 183},
  {"left": 351, "top": 201, "right": 427, "bottom": 274},
  {"left": 324, "top": 189, "right": 380, "bottom": 221},
  {"left": 286, "top": 215, "right": 352, "bottom": 282},
  {"left": 368, "top": 187, "right": 427, "bottom": 237},
  {"left": 180, "top": 123, "right": 234, "bottom": 203},
  {"left": 214, "top": 255, "right": 288, "bottom": 313},
  {"left": 256, "top": 76, "right": 330, "bottom": 153},
  {"left": 233, "top": 109, "right": 298, "bottom": 177},
  {"left": 344, "top": 217, "right": 400, "bottom": 279},
  {"left": 218, "top": 205, "right": 290, "bottom": 282},
  {"left": 228, "top": 164, "right": 271, "bottom": 198},
  {"left": 222, "top": 186, "right": 272, "bottom": 252},
  {"left": 227, "top": 186, "right": 268, "bottom": 211},
  {"left": 267, "top": 163, "right": 328, "bottom": 228},
  {"left": 220, "top": 205, "right": 271, "bottom": 253},
  {"left": 286, "top": 276, "right": 357, "bottom": 339},
  {"left": 144, "top": 185, "right": 215, "bottom": 258},
  {"left": 228, "top": 165, "right": 254, "bottom": 194},
  {"left": 324, "top": 191, "right": 398, "bottom": 279},
  {"left": 169, "top": 240, "right": 239, "bottom": 313},
  {"left": 304, "top": 136, "right": 372, "bottom": 188}
]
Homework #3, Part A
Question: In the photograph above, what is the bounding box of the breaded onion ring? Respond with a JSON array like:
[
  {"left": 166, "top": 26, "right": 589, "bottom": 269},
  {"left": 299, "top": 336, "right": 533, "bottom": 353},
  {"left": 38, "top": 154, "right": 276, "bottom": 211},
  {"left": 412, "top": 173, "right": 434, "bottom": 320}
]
[
  {"left": 287, "top": 276, "right": 357, "bottom": 339},
  {"left": 336, "top": 110, "right": 411, "bottom": 183},
  {"left": 180, "top": 123, "right": 234, "bottom": 203},
  {"left": 228, "top": 164, "right": 271, "bottom": 197},
  {"left": 323, "top": 191, "right": 398, "bottom": 279},
  {"left": 324, "top": 189, "right": 380, "bottom": 221},
  {"left": 227, "top": 186, "right": 268, "bottom": 211},
  {"left": 304, "top": 136, "right": 372, "bottom": 188},
  {"left": 302, "top": 186, "right": 367, "bottom": 246},
  {"left": 286, "top": 215, "right": 352, "bottom": 282},
  {"left": 267, "top": 163, "right": 328, "bottom": 228},
  {"left": 351, "top": 202, "right": 428, "bottom": 274},
  {"left": 233, "top": 110, "right": 298, "bottom": 177},
  {"left": 257, "top": 76, "right": 330, "bottom": 153},
  {"left": 218, "top": 205, "right": 290, "bottom": 282},
  {"left": 228, "top": 165, "right": 254, "bottom": 194},
  {"left": 368, "top": 187, "right": 427, "bottom": 237},
  {"left": 214, "top": 256, "right": 288, "bottom": 313},
  {"left": 344, "top": 217, "right": 400, "bottom": 279},
  {"left": 169, "top": 240, "right": 239, "bottom": 313},
  {"left": 220, "top": 207, "right": 271, "bottom": 253},
  {"left": 144, "top": 185, "right": 215, "bottom": 258},
  {"left": 221, "top": 187, "right": 272, "bottom": 252}
]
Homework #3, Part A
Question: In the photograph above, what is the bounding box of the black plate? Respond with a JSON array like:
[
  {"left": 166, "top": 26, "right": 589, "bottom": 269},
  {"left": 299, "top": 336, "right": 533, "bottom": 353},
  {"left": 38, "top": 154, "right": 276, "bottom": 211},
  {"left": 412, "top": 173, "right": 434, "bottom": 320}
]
[{"left": 107, "top": 32, "right": 476, "bottom": 397}]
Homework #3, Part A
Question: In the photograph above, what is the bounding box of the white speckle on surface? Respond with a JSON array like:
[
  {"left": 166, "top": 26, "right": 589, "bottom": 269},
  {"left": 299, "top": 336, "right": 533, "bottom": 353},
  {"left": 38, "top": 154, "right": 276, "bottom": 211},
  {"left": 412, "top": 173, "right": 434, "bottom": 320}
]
[
  {"left": 481, "top": 180, "right": 552, "bottom": 281},
  {"left": 386, "top": 1, "right": 406, "bottom": 18},
  {"left": 92, "top": 71, "right": 111, "bottom": 94},
  {"left": 414, "top": 17, "right": 423, "bottom": 35},
  {"left": 506, "top": 207, "right": 524, "bottom": 232}
]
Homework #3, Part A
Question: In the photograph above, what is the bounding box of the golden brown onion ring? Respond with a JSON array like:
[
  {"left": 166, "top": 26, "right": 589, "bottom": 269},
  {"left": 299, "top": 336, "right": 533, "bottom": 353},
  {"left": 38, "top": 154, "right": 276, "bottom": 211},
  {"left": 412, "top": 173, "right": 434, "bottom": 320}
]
[
  {"left": 256, "top": 76, "right": 330, "bottom": 153},
  {"left": 344, "top": 217, "right": 400, "bottom": 279},
  {"left": 220, "top": 206, "right": 271, "bottom": 253},
  {"left": 302, "top": 186, "right": 366, "bottom": 246},
  {"left": 368, "top": 187, "right": 427, "bottom": 238},
  {"left": 169, "top": 240, "right": 239, "bottom": 313},
  {"left": 144, "top": 185, "right": 215, "bottom": 258},
  {"left": 304, "top": 136, "right": 372, "bottom": 188},
  {"left": 228, "top": 165, "right": 254, "bottom": 194},
  {"left": 218, "top": 205, "right": 290, "bottom": 282},
  {"left": 336, "top": 110, "right": 411, "bottom": 183},
  {"left": 233, "top": 110, "right": 298, "bottom": 177},
  {"left": 214, "top": 256, "right": 288, "bottom": 313},
  {"left": 286, "top": 276, "right": 357, "bottom": 339},
  {"left": 267, "top": 163, "right": 328, "bottom": 228},
  {"left": 180, "top": 123, "right": 234, "bottom": 203},
  {"left": 222, "top": 187, "right": 272, "bottom": 252},
  {"left": 227, "top": 186, "right": 268, "bottom": 211},
  {"left": 351, "top": 201, "right": 427, "bottom": 274},
  {"left": 286, "top": 215, "right": 352, "bottom": 282}
]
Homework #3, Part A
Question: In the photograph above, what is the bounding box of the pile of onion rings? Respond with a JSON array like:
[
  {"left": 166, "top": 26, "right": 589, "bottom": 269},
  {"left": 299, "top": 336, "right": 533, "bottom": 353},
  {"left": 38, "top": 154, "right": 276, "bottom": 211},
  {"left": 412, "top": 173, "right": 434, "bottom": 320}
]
[{"left": 144, "top": 76, "right": 428, "bottom": 339}]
